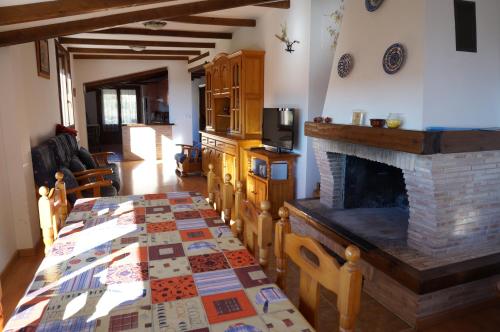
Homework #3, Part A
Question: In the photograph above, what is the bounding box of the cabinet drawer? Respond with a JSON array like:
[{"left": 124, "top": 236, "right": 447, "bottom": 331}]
[
  {"left": 207, "top": 138, "right": 216, "bottom": 146},
  {"left": 223, "top": 143, "right": 236, "bottom": 155},
  {"left": 201, "top": 136, "right": 208, "bottom": 144}
]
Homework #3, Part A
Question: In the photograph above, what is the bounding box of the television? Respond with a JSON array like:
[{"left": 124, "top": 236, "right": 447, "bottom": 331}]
[{"left": 262, "top": 108, "right": 295, "bottom": 152}]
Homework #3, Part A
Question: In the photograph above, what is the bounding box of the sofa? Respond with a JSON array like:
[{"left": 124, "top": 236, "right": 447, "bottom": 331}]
[{"left": 31, "top": 133, "right": 120, "bottom": 204}]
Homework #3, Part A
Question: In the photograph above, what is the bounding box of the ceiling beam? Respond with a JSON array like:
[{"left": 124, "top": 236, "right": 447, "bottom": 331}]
[
  {"left": 85, "top": 67, "right": 168, "bottom": 91},
  {"left": 188, "top": 63, "right": 207, "bottom": 73},
  {"left": 94, "top": 27, "right": 232, "bottom": 39},
  {"left": 68, "top": 47, "right": 201, "bottom": 56},
  {"left": 188, "top": 51, "right": 210, "bottom": 64},
  {"left": 0, "top": 0, "right": 278, "bottom": 47},
  {"left": 0, "top": 0, "right": 174, "bottom": 26},
  {"left": 167, "top": 15, "right": 256, "bottom": 27},
  {"left": 74, "top": 54, "right": 188, "bottom": 61},
  {"left": 59, "top": 37, "right": 215, "bottom": 49},
  {"left": 256, "top": 0, "right": 290, "bottom": 9}
]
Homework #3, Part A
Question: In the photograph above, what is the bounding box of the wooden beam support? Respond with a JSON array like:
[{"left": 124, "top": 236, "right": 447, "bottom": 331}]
[
  {"left": 256, "top": 0, "right": 290, "bottom": 9},
  {"left": 0, "top": 0, "right": 173, "bottom": 26},
  {"left": 0, "top": 0, "right": 276, "bottom": 47},
  {"left": 188, "top": 63, "right": 207, "bottom": 73},
  {"left": 167, "top": 16, "right": 256, "bottom": 27},
  {"left": 59, "top": 37, "right": 215, "bottom": 49},
  {"left": 188, "top": 51, "right": 210, "bottom": 64},
  {"left": 74, "top": 54, "right": 188, "bottom": 61},
  {"left": 94, "top": 27, "right": 232, "bottom": 39},
  {"left": 68, "top": 47, "right": 201, "bottom": 56},
  {"left": 84, "top": 67, "right": 168, "bottom": 91}
]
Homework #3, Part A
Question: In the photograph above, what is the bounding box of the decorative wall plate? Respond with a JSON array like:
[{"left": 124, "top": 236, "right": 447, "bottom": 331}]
[
  {"left": 383, "top": 43, "right": 406, "bottom": 75},
  {"left": 365, "top": 0, "right": 385, "bottom": 12},
  {"left": 337, "top": 53, "right": 353, "bottom": 78}
]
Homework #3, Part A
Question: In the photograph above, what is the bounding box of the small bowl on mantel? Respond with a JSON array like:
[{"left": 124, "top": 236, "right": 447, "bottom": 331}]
[{"left": 370, "top": 119, "right": 386, "bottom": 128}]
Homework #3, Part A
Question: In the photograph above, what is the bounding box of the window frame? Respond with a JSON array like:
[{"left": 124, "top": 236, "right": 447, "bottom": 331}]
[{"left": 55, "top": 40, "right": 75, "bottom": 127}]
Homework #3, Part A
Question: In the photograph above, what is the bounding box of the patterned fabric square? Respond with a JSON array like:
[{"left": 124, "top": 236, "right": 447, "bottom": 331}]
[
  {"left": 176, "top": 218, "right": 208, "bottom": 230},
  {"left": 183, "top": 240, "right": 219, "bottom": 256},
  {"left": 180, "top": 228, "right": 213, "bottom": 242},
  {"left": 174, "top": 210, "right": 202, "bottom": 220},
  {"left": 117, "top": 211, "right": 145, "bottom": 225},
  {"left": 146, "top": 205, "right": 171, "bottom": 214},
  {"left": 234, "top": 266, "right": 270, "bottom": 288},
  {"left": 194, "top": 269, "right": 242, "bottom": 296},
  {"left": 105, "top": 262, "right": 149, "bottom": 285},
  {"left": 144, "top": 193, "right": 168, "bottom": 200},
  {"left": 245, "top": 285, "right": 292, "bottom": 315},
  {"left": 109, "top": 312, "right": 138, "bottom": 331},
  {"left": 145, "top": 213, "right": 175, "bottom": 223},
  {"left": 210, "top": 226, "right": 233, "bottom": 239},
  {"left": 59, "top": 264, "right": 107, "bottom": 293},
  {"left": 188, "top": 253, "right": 230, "bottom": 273},
  {"left": 202, "top": 290, "right": 256, "bottom": 324},
  {"left": 169, "top": 197, "right": 193, "bottom": 205},
  {"left": 148, "top": 231, "right": 181, "bottom": 246},
  {"left": 148, "top": 243, "right": 185, "bottom": 260},
  {"left": 216, "top": 237, "right": 245, "bottom": 252},
  {"left": 171, "top": 204, "right": 196, "bottom": 212},
  {"left": 110, "top": 246, "right": 148, "bottom": 265},
  {"left": 200, "top": 209, "right": 220, "bottom": 218},
  {"left": 153, "top": 299, "right": 208, "bottom": 331},
  {"left": 36, "top": 316, "right": 97, "bottom": 332},
  {"left": 96, "top": 306, "right": 153, "bottom": 331},
  {"left": 225, "top": 249, "right": 258, "bottom": 268},
  {"left": 147, "top": 221, "right": 177, "bottom": 233},
  {"left": 149, "top": 257, "right": 191, "bottom": 279},
  {"left": 211, "top": 316, "right": 268, "bottom": 332},
  {"left": 71, "top": 199, "right": 96, "bottom": 212},
  {"left": 205, "top": 217, "right": 226, "bottom": 227},
  {"left": 151, "top": 275, "right": 198, "bottom": 303},
  {"left": 260, "top": 309, "right": 313, "bottom": 332},
  {"left": 50, "top": 241, "right": 75, "bottom": 256}
]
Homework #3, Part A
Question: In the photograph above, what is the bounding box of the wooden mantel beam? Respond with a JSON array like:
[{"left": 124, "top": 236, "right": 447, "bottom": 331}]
[
  {"left": 68, "top": 47, "right": 201, "bottom": 56},
  {"left": 59, "top": 37, "right": 215, "bottom": 49},
  {"left": 257, "top": 0, "right": 290, "bottom": 9},
  {"left": 0, "top": 0, "right": 174, "bottom": 26},
  {"left": 94, "top": 27, "right": 232, "bottom": 39},
  {"left": 166, "top": 16, "right": 257, "bottom": 27},
  {"left": 0, "top": 0, "right": 278, "bottom": 47},
  {"left": 73, "top": 54, "right": 188, "bottom": 61}
]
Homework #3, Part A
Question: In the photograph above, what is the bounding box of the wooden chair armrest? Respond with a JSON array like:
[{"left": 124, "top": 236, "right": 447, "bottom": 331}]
[
  {"left": 73, "top": 168, "right": 113, "bottom": 177},
  {"left": 75, "top": 169, "right": 113, "bottom": 182},
  {"left": 91, "top": 152, "right": 116, "bottom": 158},
  {"left": 67, "top": 180, "right": 113, "bottom": 198}
]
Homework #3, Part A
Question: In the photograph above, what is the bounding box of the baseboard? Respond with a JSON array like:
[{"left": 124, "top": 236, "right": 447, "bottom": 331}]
[
  {"left": 415, "top": 297, "right": 500, "bottom": 330},
  {"left": 0, "top": 239, "right": 42, "bottom": 280}
]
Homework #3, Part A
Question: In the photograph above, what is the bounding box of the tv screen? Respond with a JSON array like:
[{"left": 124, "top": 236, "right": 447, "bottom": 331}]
[{"left": 262, "top": 108, "right": 295, "bottom": 150}]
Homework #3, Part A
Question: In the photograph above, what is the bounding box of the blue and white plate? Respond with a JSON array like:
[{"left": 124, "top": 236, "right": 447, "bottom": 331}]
[
  {"left": 383, "top": 43, "right": 406, "bottom": 75},
  {"left": 337, "top": 53, "right": 354, "bottom": 78},
  {"left": 365, "top": 0, "right": 385, "bottom": 12}
]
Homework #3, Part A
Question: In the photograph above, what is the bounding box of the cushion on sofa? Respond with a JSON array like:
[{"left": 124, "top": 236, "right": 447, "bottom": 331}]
[
  {"left": 78, "top": 147, "right": 98, "bottom": 169},
  {"left": 61, "top": 133, "right": 79, "bottom": 154},
  {"left": 69, "top": 156, "right": 86, "bottom": 173},
  {"left": 31, "top": 143, "right": 58, "bottom": 188},
  {"left": 48, "top": 136, "right": 72, "bottom": 166}
]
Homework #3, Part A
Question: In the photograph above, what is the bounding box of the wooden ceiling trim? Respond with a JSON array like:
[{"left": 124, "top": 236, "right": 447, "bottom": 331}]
[
  {"left": 74, "top": 54, "right": 188, "bottom": 61},
  {"left": 188, "top": 62, "right": 207, "bottom": 73},
  {"left": 0, "top": 0, "right": 275, "bottom": 47},
  {"left": 94, "top": 27, "right": 232, "bottom": 39},
  {"left": 84, "top": 67, "right": 168, "bottom": 91},
  {"left": 188, "top": 51, "right": 210, "bottom": 64},
  {"left": 167, "top": 16, "right": 256, "bottom": 27},
  {"left": 68, "top": 47, "right": 201, "bottom": 56},
  {"left": 0, "top": 0, "right": 174, "bottom": 26},
  {"left": 59, "top": 37, "right": 215, "bottom": 48}
]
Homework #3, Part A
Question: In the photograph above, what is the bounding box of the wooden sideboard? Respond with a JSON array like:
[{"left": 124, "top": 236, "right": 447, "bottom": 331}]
[
  {"left": 201, "top": 49, "right": 265, "bottom": 187},
  {"left": 246, "top": 148, "right": 299, "bottom": 218},
  {"left": 201, "top": 131, "right": 260, "bottom": 186}
]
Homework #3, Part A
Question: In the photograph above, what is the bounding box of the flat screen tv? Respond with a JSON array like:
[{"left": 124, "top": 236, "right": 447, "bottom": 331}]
[{"left": 262, "top": 108, "right": 295, "bottom": 151}]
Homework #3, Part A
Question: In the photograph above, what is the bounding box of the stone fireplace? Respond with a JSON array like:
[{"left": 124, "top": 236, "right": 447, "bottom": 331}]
[{"left": 286, "top": 122, "right": 500, "bottom": 327}]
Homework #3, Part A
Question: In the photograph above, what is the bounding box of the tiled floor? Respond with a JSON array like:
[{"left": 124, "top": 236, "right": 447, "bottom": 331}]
[{"left": 2, "top": 158, "right": 499, "bottom": 331}]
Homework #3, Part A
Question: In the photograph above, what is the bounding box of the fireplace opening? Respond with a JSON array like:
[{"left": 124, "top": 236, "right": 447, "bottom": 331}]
[{"left": 344, "top": 156, "right": 409, "bottom": 209}]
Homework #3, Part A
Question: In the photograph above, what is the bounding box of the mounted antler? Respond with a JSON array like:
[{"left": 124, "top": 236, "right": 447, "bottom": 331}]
[{"left": 275, "top": 22, "right": 300, "bottom": 53}]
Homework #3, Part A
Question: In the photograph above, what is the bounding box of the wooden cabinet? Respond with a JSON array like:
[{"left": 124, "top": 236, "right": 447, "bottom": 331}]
[
  {"left": 204, "top": 50, "right": 264, "bottom": 138},
  {"left": 201, "top": 131, "right": 261, "bottom": 187},
  {"left": 246, "top": 148, "right": 299, "bottom": 218}
]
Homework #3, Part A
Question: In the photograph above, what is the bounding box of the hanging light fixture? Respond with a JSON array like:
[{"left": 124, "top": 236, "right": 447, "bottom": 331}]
[{"left": 129, "top": 45, "right": 146, "bottom": 52}]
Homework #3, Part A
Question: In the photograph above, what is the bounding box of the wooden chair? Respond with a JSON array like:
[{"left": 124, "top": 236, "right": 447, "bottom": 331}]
[
  {"left": 275, "top": 207, "right": 363, "bottom": 331},
  {"left": 175, "top": 144, "right": 202, "bottom": 176},
  {"left": 207, "top": 164, "right": 224, "bottom": 215},
  {"left": 65, "top": 170, "right": 114, "bottom": 203}
]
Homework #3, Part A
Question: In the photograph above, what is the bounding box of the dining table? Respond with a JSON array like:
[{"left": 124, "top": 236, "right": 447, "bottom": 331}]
[{"left": 4, "top": 192, "right": 314, "bottom": 332}]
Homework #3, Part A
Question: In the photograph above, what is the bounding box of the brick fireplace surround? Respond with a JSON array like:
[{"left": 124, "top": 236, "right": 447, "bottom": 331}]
[{"left": 287, "top": 123, "right": 500, "bottom": 327}]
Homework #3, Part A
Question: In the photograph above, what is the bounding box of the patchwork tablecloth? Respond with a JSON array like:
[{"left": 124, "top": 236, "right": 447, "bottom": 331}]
[{"left": 5, "top": 192, "right": 314, "bottom": 332}]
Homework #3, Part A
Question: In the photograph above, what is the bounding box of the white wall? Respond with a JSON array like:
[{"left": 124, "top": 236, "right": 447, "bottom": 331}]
[
  {"left": 72, "top": 59, "right": 193, "bottom": 148},
  {"left": 423, "top": 0, "right": 500, "bottom": 128},
  {"left": 0, "top": 40, "right": 61, "bottom": 270},
  {"left": 323, "top": 0, "right": 425, "bottom": 129}
]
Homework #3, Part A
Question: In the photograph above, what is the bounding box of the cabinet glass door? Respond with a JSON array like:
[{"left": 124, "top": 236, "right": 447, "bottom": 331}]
[{"left": 230, "top": 59, "right": 242, "bottom": 134}]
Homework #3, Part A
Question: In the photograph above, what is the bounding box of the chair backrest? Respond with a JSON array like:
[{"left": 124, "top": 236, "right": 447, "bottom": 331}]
[
  {"left": 38, "top": 172, "right": 69, "bottom": 255},
  {"left": 237, "top": 198, "right": 273, "bottom": 266},
  {"left": 275, "top": 207, "right": 362, "bottom": 331},
  {"left": 207, "top": 164, "right": 232, "bottom": 222}
]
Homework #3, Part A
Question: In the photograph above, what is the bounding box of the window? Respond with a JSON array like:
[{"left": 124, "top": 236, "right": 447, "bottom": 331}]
[
  {"left": 102, "top": 89, "right": 119, "bottom": 125},
  {"left": 454, "top": 0, "right": 477, "bottom": 52},
  {"left": 56, "top": 42, "right": 75, "bottom": 126},
  {"left": 120, "top": 89, "right": 138, "bottom": 124}
]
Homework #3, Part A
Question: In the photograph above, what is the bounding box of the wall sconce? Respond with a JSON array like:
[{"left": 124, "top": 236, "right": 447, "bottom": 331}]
[{"left": 275, "top": 23, "right": 300, "bottom": 53}]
